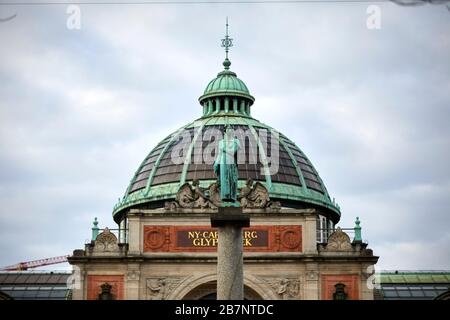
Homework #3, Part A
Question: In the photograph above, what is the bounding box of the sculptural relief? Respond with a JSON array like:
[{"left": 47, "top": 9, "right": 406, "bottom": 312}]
[
  {"left": 165, "top": 178, "right": 280, "bottom": 211},
  {"left": 239, "top": 178, "right": 269, "bottom": 208},
  {"left": 94, "top": 228, "right": 119, "bottom": 252},
  {"left": 325, "top": 227, "right": 353, "bottom": 251},
  {"left": 146, "top": 277, "right": 186, "bottom": 300},
  {"left": 259, "top": 276, "right": 300, "bottom": 300}
]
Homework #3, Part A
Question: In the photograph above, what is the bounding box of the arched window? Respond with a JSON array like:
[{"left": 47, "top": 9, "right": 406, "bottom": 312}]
[
  {"left": 333, "top": 283, "right": 348, "bottom": 300},
  {"left": 98, "top": 283, "right": 114, "bottom": 300}
]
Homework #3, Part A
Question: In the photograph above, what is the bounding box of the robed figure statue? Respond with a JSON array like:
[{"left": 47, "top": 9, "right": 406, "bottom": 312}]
[{"left": 214, "top": 125, "right": 240, "bottom": 204}]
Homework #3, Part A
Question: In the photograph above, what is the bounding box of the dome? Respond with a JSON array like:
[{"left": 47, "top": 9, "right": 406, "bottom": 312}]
[
  {"left": 199, "top": 60, "right": 255, "bottom": 104},
  {"left": 113, "top": 117, "right": 340, "bottom": 223},
  {"left": 112, "top": 52, "right": 340, "bottom": 224}
]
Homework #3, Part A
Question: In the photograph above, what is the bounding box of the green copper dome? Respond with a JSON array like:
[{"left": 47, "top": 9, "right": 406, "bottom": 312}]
[
  {"left": 113, "top": 114, "right": 341, "bottom": 223},
  {"left": 198, "top": 58, "right": 255, "bottom": 118},
  {"left": 112, "top": 29, "right": 341, "bottom": 224},
  {"left": 199, "top": 59, "right": 255, "bottom": 104}
]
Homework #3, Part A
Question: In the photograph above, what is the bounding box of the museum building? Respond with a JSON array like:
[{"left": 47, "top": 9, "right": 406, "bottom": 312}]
[{"left": 67, "top": 29, "right": 379, "bottom": 300}]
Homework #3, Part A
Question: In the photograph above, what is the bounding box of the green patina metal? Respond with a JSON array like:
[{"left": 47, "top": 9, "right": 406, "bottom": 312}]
[
  {"left": 91, "top": 217, "right": 99, "bottom": 241},
  {"left": 222, "top": 18, "right": 232, "bottom": 63},
  {"left": 283, "top": 136, "right": 330, "bottom": 196},
  {"left": 378, "top": 272, "right": 450, "bottom": 284},
  {"left": 112, "top": 114, "right": 342, "bottom": 220},
  {"left": 144, "top": 126, "right": 189, "bottom": 195},
  {"left": 354, "top": 217, "right": 362, "bottom": 242},
  {"left": 199, "top": 20, "right": 254, "bottom": 117},
  {"left": 214, "top": 124, "right": 240, "bottom": 205},
  {"left": 113, "top": 176, "right": 340, "bottom": 221},
  {"left": 199, "top": 70, "right": 254, "bottom": 103},
  {"left": 277, "top": 134, "right": 308, "bottom": 193},
  {"left": 196, "top": 112, "right": 254, "bottom": 124},
  {"left": 124, "top": 149, "right": 153, "bottom": 196},
  {"left": 179, "top": 121, "right": 206, "bottom": 187},
  {"left": 244, "top": 119, "right": 273, "bottom": 191},
  {"left": 112, "top": 112, "right": 342, "bottom": 221},
  {"left": 124, "top": 127, "right": 185, "bottom": 196},
  {"left": 112, "top": 23, "right": 341, "bottom": 223}
]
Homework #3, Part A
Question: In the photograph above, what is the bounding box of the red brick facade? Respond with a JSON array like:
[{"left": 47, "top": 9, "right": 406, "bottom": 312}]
[
  {"left": 87, "top": 275, "right": 125, "bottom": 300},
  {"left": 321, "top": 274, "right": 360, "bottom": 300}
]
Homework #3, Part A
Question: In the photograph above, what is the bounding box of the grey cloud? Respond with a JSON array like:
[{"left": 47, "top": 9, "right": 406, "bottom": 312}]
[{"left": 0, "top": 4, "right": 449, "bottom": 270}]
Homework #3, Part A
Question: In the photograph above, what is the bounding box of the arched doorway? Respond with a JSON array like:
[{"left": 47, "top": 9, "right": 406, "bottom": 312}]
[{"left": 181, "top": 281, "right": 263, "bottom": 300}]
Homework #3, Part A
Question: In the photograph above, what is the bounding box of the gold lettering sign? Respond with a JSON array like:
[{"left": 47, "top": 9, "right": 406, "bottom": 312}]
[
  {"left": 143, "top": 225, "right": 302, "bottom": 253},
  {"left": 183, "top": 230, "right": 259, "bottom": 247}
]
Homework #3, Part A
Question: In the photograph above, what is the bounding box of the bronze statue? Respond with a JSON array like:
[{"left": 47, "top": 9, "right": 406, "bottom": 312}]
[{"left": 213, "top": 125, "right": 240, "bottom": 205}]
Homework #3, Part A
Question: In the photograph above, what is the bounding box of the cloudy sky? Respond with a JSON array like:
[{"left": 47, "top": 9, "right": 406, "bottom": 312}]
[{"left": 0, "top": 1, "right": 449, "bottom": 271}]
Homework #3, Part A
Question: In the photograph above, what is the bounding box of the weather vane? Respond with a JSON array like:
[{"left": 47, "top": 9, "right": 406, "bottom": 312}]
[{"left": 221, "top": 17, "right": 233, "bottom": 60}]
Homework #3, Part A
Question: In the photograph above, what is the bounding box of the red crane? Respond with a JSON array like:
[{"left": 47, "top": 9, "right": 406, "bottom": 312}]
[{"left": 0, "top": 255, "right": 69, "bottom": 271}]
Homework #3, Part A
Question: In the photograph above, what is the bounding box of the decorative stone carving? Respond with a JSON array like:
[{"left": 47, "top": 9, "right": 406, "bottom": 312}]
[
  {"left": 165, "top": 178, "right": 280, "bottom": 210},
  {"left": 239, "top": 179, "right": 281, "bottom": 209},
  {"left": 165, "top": 180, "right": 220, "bottom": 210},
  {"left": 325, "top": 227, "right": 353, "bottom": 251},
  {"left": 259, "top": 277, "right": 300, "bottom": 300},
  {"left": 147, "top": 278, "right": 166, "bottom": 300},
  {"left": 239, "top": 179, "right": 266, "bottom": 208},
  {"left": 280, "top": 228, "right": 302, "bottom": 249},
  {"left": 94, "top": 228, "right": 119, "bottom": 252},
  {"left": 144, "top": 226, "right": 167, "bottom": 251},
  {"left": 127, "top": 270, "right": 140, "bottom": 281},
  {"left": 306, "top": 270, "right": 319, "bottom": 281},
  {"left": 146, "top": 277, "right": 186, "bottom": 300}
]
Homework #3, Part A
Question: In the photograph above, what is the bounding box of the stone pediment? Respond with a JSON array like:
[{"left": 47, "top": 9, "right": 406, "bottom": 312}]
[
  {"left": 323, "top": 227, "right": 353, "bottom": 252},
  {"left": 92, "top": 228, "right": 121, "bottom": 254}
]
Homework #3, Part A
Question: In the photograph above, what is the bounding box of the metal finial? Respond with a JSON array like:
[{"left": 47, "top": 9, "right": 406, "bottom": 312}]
[
  {"left": 354, "top": 216, "right": 362, "bottom": 242},
  {"left": 91, "top": 217, "right": 99, "bottom": 241},
  {"left": 221, "top": 17, "right": 233, "bottom": 70}
]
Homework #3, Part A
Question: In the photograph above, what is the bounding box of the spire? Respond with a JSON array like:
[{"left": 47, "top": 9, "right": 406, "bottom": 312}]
[
  {"left": 198, "top": 19, "right": 254, "bottom": 117},
  {"left": 354, "top": 217, "right": 362, "bottom": 242},
  {"left": 91, "top": 217, "right": 99, "bottom": 241},
  {"left": 221, "top": 17, "right": 233, "bottom": 70}
]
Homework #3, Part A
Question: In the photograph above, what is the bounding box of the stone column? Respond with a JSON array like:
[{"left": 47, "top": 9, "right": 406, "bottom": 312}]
[
  {"left": 211, "top": 207, "right": 250, "bottom": 300},
  {"left": 304, "top": 264, "right": 319, "bottom": 300},
  {"left": 304, "top": 214, "right": 318, "bottom": 254},
  {"left": 126, "top": 264, "right": 141, "bottom": 300},
  {"left": 127, "top": 214, "right": 141, "bottom": 255},
  {"left": 217, "top": 225, "right": 243, "bottom": 299},
  {"left": 360, "top": 263, "right": 375, "bottom": 300},
  {"left": 70, "top": 265, "right": 85, "bottom": 300}
]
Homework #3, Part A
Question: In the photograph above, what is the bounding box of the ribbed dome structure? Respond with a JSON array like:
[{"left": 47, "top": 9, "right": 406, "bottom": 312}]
[
  {"left": 203, "top": 70, "right": 250, "bottom": 96},
  {"left": 112, "top": 35, "right": 341, "bottom": 224},
  {"left": 198, "top": 59, "right": 255, "bottom": 118}
]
